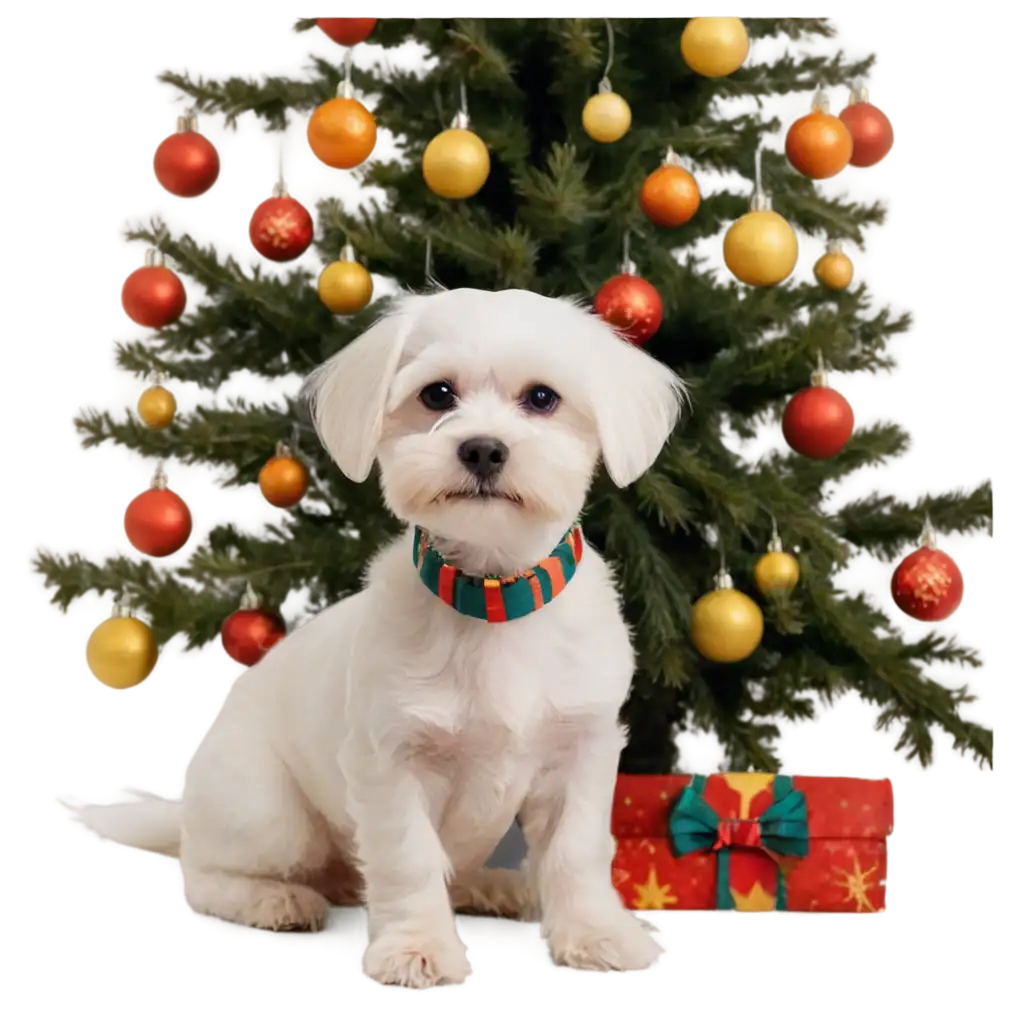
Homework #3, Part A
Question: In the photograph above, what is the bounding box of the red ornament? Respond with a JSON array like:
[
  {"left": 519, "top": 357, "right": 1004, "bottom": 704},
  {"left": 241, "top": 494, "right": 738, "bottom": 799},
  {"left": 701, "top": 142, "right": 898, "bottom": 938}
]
[
  {"left": 221, "top": 585, "right": 286, "bottom": 666},
  {"left": 154, "top": 111, "right": 220, "bottom": 197},
  {"left": 121, "top": 251, "right": 186, "bottom": 328},
  {"left": 316, "top": 18, "right": 377, "bottom": 46},
  {"left": 891, "top": 521, "right": 963, "bottom": 621},
  {"left": 594, "top": 268, "right": 664, "bottom": 346},
  {"left": 782, "top": 356, "right": 854, "bottom": 459},
  {"left": 839, "top": 85, "right": 894, "bottom": 168},
  {"left": 249, "top": 189, "right": 314, "bottom": 262},
  {"left": 124, "top": 464, "right": 192, "bottom": 557}
]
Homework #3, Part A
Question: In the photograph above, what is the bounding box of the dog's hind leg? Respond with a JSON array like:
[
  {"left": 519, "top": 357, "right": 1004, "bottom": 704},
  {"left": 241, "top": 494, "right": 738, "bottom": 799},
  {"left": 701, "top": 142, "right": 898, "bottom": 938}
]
[
  {"left": 182, "top": 867, "right": 330, "bottom": 932},
  {"left": 449, "top": 868, "right": 539, "bottom": 921},
  {"left": 179, "top": 736, "right": 334, "bottom": 933}
]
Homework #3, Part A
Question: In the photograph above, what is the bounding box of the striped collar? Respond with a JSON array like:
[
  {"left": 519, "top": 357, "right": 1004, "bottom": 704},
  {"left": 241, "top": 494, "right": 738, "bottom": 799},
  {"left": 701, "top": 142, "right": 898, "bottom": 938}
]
[{"left": 412, "top": 524, "right": 584, "bottom": 623}]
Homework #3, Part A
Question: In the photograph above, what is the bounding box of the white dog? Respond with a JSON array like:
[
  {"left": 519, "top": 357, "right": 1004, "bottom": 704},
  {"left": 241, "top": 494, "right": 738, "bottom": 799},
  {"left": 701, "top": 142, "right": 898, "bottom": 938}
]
[{"left": 73, "top": 287, "right": 685, "bottom": 988}]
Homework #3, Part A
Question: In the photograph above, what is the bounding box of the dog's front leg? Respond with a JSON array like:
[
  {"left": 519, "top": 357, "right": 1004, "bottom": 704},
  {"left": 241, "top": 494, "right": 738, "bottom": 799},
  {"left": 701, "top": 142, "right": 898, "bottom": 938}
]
[
  {"left": 346, "top": 755, "right": 471, "bottom": 988},
  {"left": 520, "top": 719, "right": 663, "bottom": 972}
]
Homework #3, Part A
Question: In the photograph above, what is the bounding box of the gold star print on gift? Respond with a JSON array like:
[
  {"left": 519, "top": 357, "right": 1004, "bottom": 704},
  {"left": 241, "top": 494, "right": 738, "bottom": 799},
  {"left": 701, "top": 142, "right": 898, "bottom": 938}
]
[
  {"left": 831, "top": 847, "right": 880, "bottom": 913},
  {"left": 633, "top": 866, "right": 678, "bottom": 910},
  {"left": 731, "top": 881, "right": 776, "bottom": 912}
]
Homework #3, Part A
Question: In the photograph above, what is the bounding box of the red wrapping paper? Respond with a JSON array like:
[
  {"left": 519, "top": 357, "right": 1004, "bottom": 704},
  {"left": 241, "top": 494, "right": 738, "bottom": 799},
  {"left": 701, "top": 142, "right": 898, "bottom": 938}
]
[{"left": 612, "top": 773, "right": 893, "bottom": 912}]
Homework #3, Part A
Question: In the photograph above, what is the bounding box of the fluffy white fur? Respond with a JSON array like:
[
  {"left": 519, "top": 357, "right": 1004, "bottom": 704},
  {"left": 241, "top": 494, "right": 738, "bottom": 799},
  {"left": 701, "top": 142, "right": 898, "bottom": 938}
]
[{"left": 72, "top": 288, "right": 686, "bottom": 987}]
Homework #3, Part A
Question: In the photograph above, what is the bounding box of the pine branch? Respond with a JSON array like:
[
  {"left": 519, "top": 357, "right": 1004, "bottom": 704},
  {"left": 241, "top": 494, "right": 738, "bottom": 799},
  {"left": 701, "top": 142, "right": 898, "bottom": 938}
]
[
  {"left": 446, "top": 19, "right": 519, "bottom": 90},
  {"left": 512, "top": 143, "right": 601, "bottom": 239},
  {"left": 843, "top": 483, "right": 995, "bottom": 548}
]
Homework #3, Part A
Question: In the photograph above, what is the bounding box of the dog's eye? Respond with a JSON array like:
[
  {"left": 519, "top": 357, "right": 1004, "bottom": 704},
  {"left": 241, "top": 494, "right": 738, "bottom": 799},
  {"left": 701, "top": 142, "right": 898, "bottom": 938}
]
[
  {"left": 419, "top": 381, "right": 458, "bottom": 412},
  {"left": 522, "top": 384, "right": 559, "bottom": 414}
]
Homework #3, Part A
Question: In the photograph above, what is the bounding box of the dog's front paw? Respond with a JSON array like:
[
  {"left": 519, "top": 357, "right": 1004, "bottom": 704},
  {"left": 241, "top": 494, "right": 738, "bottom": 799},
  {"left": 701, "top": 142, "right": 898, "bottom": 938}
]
[
  {"left": 363, "top": 928, "right": 472, "bottom": 988},
  {"left": 546, "top": 911, "right": 663, "bottom": 972}
]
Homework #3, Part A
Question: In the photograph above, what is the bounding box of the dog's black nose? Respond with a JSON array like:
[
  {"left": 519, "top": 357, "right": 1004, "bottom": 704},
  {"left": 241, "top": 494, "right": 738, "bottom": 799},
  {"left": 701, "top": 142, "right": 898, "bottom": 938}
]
[{"left": 457, "top": 436, "right": 509, "bottom": 479}]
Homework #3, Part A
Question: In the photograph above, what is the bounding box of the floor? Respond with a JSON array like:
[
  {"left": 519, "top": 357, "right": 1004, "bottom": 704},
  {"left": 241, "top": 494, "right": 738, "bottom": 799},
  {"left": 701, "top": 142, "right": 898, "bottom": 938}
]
[
  {"left": 2, "top": 679, "right": 1024, "bottom": 1015},
  {"left": 197, "top": 909, "right": 1024, "bottom": 995}
]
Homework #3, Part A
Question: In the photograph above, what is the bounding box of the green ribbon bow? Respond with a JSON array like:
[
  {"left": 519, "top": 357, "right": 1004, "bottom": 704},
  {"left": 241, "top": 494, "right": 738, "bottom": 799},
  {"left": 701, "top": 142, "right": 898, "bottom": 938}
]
[{"left": 668, "top": 774, "right": 810, "bottom": 910}]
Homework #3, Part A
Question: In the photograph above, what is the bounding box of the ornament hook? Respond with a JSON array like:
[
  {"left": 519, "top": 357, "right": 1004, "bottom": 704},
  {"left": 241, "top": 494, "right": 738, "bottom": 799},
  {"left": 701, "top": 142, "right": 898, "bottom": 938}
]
[
  {"left": 337, "top": 48, "right": 355, "bottom": 99},
  {"left": 240, "top": 581, "right": 261, "bottom": 610},
  {"left": 812, "top": 82, "right": 830, "bottom": 114},
  {"left": 750, "top": 145, "right": 772, "bottom": 212},
  {"left": 599, "top": 17, "right": 615, "bottom": 92},
  {"left": 850, "top": 79, "right": 869, "bottom": 104},
  {"left": 768, "top": 514, "right": 783, "bottom": 553},
  {"left": 620, "top": 230, "right": 636, "bottom": 275},
  {"left": 266, "top": 138, "right": 290, "bottom": 197},
  {"left": 450, "top": 76, "right": 471, "bottom": 129},
  {"left": 425, "top": 234, "right": 442, "bottom": 288},
  {"left": 151, "top": 461, "right": 168, "bottom": 490},
  {"left": 920, "top": 514, "right": 938, "bottom": 550},
  {"left": 142, "top": 243, "right": 172, "bottom": 268},
  {"left": 167, "top": 105, "right": 193, "bottom": 136},
  {"left": 811, "top": 349, "right": 829, "bottom": 387},
  {"left": 714, "top": 530, "right": 733, "bottom": 589}
]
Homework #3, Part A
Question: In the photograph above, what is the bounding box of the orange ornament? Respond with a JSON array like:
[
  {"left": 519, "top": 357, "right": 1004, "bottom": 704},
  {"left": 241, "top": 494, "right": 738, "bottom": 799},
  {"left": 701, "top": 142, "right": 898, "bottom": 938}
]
[
  {"left": 308, "top": 90, "right": 377, "bottom": 170},
  {"left": 640, "top": 147, "right": 700, "bottom": 228},
  {"left": 259, "top": 442, "right": 310, "bottom": 508},
  {"left": 785, "top": 88, "right": 853, "bottom": 180}
]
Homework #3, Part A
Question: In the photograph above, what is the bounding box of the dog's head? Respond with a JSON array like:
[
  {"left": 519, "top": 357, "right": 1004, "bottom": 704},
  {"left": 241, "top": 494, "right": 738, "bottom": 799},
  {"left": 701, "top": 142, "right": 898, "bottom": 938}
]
[{"left": 305, "top": 288, "right": 685, "bottom": 549}]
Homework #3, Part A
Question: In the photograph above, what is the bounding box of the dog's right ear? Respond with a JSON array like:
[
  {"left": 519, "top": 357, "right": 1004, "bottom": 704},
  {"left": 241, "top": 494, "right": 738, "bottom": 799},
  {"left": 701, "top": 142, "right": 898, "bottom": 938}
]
[{"left": 303, "top": 296, "right": 423, "bottom": 482}]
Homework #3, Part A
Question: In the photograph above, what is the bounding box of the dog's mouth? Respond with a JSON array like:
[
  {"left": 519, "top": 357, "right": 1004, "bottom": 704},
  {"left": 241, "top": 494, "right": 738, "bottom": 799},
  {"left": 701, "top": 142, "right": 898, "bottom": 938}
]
[{"left": 440, "top": 487, "right": 523, "bottom": 506}]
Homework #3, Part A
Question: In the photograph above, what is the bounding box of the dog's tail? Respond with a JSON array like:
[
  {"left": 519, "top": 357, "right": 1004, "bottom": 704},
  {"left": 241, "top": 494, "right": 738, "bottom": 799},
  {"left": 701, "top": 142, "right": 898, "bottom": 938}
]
[{"left": 62, "top": 789, "right": 182, "bottom": 858}]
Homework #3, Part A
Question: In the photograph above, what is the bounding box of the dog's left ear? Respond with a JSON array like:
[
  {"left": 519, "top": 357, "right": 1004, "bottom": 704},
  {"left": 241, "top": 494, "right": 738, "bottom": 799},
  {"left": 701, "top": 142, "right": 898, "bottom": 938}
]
[
  {"left": 303, "top": 295, "right": 424, "bottom": 482},
  {"left": 582, "top": 312, "right": 687, "bottom": 487}
]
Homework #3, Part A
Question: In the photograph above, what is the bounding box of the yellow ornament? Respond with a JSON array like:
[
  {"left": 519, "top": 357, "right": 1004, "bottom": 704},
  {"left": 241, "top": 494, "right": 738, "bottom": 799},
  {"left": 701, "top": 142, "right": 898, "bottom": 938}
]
[
  {"left": 137, "top": 381, "right": 176, "bottom": 429},
  {"left": 681, "top": 17, "right": 750, "bottom": 78},
  {"left": 86, "top": 600, "right": 158, "bottom": 689},
  {"left": 318, "top": 244, "right": 373, "bottom": 314},
  {"left": 691, "top": 569, "right": 764, "bottom": 663},
  {"left": 754, "top": 526, "right": 800, "bottom": 597},
  {"left": 723, "top": 190, "right": 798, "bottom": 287},
  {"left": 422, "top": 112, "right": 490, "bottom": 199},
  {"left": 814, "top": 240, "right": 854, "bottom": 291},
  {"left": 582, "top": 82, "right": 632, "bottom": 143}
]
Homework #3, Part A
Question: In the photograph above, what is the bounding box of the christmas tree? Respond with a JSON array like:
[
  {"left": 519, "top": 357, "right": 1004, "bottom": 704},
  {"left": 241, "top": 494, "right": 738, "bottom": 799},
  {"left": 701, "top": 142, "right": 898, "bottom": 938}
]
[{"left": 34, "top": 17, "right": 992, "bottom": 773}]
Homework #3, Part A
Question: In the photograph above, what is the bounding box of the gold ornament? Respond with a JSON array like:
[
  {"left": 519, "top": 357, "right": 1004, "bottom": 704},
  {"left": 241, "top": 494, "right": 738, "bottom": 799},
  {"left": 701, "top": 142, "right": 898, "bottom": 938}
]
[
  {"left": 754, "top": 523, "right": 801, "bottom": 597},
  {"left": 724, "top": 157, "right": 798, "bottom": 287},
  {"left": 86, "top": 599, "right": 158, "bottom": 689},
  {"left": 422, "top": 110, "right": 490, "bottom": 199},
  {"left": 681, "top": 17, "right": 750, "bottom": 78},
  {"left": 691, "top": 568, "right": 764, "bottom": 663},
  {"left": 582, "top": 82, "right": 632, "bottom": 143},
  {"left": 137, "top": 374, "right": 176, "bottom": 429},
  {"left": 318, "top": 243, "right": 373, "bottom": 314},
  {"left": 814, "top": 240, "right": 854, "bottom": 291}
]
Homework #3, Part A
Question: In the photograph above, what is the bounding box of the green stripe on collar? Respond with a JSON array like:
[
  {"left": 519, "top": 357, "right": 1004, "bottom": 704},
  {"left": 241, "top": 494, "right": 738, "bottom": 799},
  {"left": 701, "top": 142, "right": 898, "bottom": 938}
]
[{"left": 412, "top": 524, "right": 584, "bottom": 622}]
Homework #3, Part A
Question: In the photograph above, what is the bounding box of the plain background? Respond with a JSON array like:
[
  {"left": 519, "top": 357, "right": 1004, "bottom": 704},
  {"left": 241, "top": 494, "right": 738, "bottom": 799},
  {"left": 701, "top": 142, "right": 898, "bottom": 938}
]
[{"left": 0, "top": 2, "right": 1016, "bottom": 1021}]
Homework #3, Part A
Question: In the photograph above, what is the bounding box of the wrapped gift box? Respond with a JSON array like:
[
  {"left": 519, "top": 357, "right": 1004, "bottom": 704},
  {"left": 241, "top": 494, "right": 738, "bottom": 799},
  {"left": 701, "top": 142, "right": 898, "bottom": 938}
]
[{"left": 612, "top": 773, "right": 893, "bottom": 912}]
